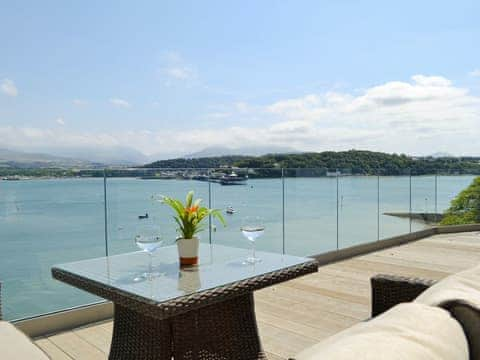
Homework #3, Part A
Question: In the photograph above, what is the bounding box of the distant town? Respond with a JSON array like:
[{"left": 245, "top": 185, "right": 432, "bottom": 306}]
[{"left": 2, "top": 150, "right": 480, "bottom": 180}]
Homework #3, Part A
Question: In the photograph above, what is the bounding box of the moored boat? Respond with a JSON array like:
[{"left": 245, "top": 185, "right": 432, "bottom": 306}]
[{"left": 220, "top": 172, "right": 247, "bottom": 185}]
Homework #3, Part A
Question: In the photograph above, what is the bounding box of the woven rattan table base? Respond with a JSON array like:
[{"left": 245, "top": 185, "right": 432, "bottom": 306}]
[
  {"left": 109, "top": 293, "right": 266, "bottom": 360},
  {"left": 109, "top": 303, "right": 172, "bottom": 360}
]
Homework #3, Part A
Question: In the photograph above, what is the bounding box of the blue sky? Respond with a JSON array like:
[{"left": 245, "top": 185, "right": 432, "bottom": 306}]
[{"left": 1, "top": 0, "right": 480, "bottom": 159}]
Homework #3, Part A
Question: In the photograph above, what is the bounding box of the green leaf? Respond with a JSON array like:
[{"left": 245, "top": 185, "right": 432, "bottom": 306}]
[
  {"left": 193, "top": 198, "right": 202, "bottom": 207},
  {"left": 210, "top": 209, "right": 227, "bottom": 226},
  {"left": 186, "top": 190, "right": 194, "bottom": 208},
  {"left": 173, "top": 216, "right": 186, "bottom": 236},
  {"left": 159, "top": 190, "right": 228, "bottom": 239}
]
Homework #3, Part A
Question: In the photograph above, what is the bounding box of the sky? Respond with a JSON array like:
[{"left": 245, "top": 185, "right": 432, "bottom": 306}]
[{"left": 1, "top": 0, "right": 480, "bottom": 160}]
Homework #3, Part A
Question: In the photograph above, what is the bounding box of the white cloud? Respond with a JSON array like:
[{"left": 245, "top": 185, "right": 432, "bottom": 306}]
[
  {"left": 0, "top": 126, "right": 121, "bottom": 150},
  {"left": 1, "top": 79, "right": 18, "bottom": 97},
  {"left": 2, "top": 75, "right": 480, "bottom": 157},
  {"left": 261, "top": 75, "right": 480, "bottom": 154},
  {"left": 410, "top": 74, "right": 451, "bottom": 87},
  {"left": 109, "top": 98, "right": 131, "bottom": 108},
  {"left": 469, "top": 69, "right": 480, "bottom": 77},
  {"left": 203, "top": 112, "right": 231, "bottom": 119},
  {"left": 159, "top": 51, "right": 197, "bottom": 83},
  {"left": 165, "top": 67, "right": 194, "bottom": 80},
  {"left": 55, "top": 117, "right": 65, "bottom": 126},
  {"left": 73, "top": 99, "right": 88, "bottom": 106}
]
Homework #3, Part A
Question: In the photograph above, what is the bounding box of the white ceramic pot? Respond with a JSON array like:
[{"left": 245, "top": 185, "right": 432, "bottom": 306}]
[{"left": 176, "top": 237, "right": 199, "bottom": 265}]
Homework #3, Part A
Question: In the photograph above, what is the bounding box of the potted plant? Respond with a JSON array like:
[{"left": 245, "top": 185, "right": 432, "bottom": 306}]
[{"left": 161, "top": 191, "right": 226, "bottom": 265}]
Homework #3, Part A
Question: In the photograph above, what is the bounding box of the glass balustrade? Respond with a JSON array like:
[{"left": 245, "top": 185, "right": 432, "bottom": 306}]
[
  {"left": 0, "top": 177, "right": 105, "bottom": 320},
  {"left": 283, "top": 168, "right": 338, "bottom": 256},
  {"left": 105, "top": 168, "right": 210, "bottom": 256},
  {"left": 379, "top": 171, "right": 411, "bottom": 239},
  {"left": 338, "top": 170, "right": 378, "bottom": 249},
  {"left": 210, "top": 168, "right": 284, "bottom": 254},
  {"left": 0, "top": 167, "right": 478, "bottom": 320}
]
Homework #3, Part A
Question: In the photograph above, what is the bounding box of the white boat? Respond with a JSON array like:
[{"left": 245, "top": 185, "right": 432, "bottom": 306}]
[
  {"left": 226, "top": 206, "right": 235, "bottom": 214},
  {"left": 220, "top": 172, "right": 248, "bottom": 185}
]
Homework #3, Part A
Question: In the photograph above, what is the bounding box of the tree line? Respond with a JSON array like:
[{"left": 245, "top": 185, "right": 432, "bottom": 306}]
[
  {"left": 441, "top": 176, "right": 480, "bottom": 225},
  {"left": 146, "top": 150, "right": 480, "bottom": 175}
]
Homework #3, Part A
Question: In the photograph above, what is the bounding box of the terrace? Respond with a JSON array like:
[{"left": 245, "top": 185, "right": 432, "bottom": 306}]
[
  {"left": 11, "top": 229, "right": 480, "bottom": 359},
  {"left": 1, "top": 169, "right": 479, "bottom": 359}
]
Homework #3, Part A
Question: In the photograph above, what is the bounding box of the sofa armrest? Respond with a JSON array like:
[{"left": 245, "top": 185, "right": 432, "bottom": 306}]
[{"left": 371, "top": 274, "right": 436, "bottom": 317}]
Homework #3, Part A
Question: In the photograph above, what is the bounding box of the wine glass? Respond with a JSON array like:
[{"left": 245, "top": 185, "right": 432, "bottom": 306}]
[
  {"left": 134, "top": 223, "right": 163, "bottom": 281},
  {"left": 241, "top": 216, "right": 265, "bottom": 264}
]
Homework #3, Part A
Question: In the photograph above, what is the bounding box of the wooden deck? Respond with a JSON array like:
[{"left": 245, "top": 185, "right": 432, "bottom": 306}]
[{"left": 34, "top": 231, "right": 480, "bottom": 359}]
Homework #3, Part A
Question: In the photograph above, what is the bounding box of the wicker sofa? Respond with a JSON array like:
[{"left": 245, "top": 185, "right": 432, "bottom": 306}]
[
  {"left": 0, "top": 283, "right": 50, "bottom": 359},
  {"left": 371, "top": 270, "right": 480, "bottom": 360},
  {"left": 294, "top": 265, "right": 480, "bottom": 360}
]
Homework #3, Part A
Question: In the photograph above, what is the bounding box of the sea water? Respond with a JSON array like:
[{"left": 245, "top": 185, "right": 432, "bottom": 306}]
[{"left": 0, "top": 175, "right": 476, "bottom": 320}]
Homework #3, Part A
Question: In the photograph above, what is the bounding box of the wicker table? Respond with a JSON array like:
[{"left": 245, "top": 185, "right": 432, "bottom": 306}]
[{"left": 52, "top": 244, "right": 317, "bottom": 360}]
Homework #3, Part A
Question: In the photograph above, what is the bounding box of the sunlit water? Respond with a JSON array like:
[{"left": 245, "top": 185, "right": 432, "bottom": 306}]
[
  {"left": 0, "top": 175, "right": 475, "bottom": 319},
  {"left": 135, "top": 235, "right": 162, "bottom": 253},
  {"left": 241, "top": 227, "right": 265, "bottom": 242}
]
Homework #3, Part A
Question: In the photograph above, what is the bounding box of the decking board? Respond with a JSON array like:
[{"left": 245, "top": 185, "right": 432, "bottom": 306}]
[{"left": 34, "top": 231, "right": 480, "bottom": 359}]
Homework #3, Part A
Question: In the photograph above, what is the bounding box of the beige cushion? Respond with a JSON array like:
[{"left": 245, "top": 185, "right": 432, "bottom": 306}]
[
  {"left": 415, "top": 264, "right": 480, "bottom": 359},
  {"left": 416, "top": 264, "right": 480, "bottom": 309},
  {"left": 0, "top": 321, "right": 49, "bottom": 359},
  {"left": 294, "top": 303, "right": 468, "bottom": 360}
]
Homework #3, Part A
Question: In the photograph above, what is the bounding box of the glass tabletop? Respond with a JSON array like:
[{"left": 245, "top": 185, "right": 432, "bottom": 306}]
[{"left": 52, "top": 244, "right": 315, "bottom": 304}]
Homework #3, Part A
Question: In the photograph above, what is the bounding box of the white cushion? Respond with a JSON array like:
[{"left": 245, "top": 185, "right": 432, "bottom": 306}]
[
  {"left": 416, "top": 264, "right": 480, "bottom": 309},
  {"left": 294, "top": 303, "right": 468, "bottom": 360},
  {"left": 0, "top": 321, "right": 49, "bottom": 359}
]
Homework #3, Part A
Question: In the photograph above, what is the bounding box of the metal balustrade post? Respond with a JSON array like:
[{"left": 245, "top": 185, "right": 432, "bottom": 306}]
[
  {"left": 336, "top": 170, "right": 339, "bottom": 250},
  {"left": 435, "top": 172, "right": 438, "bottom": 222},
  {"left": 208, "top": 168, "right": 212, "bottom": 245},
  {"left": 409, "top": 171, "right": 412, "bottom": 233},
  {"left": 377, "top": 174, "right": 380, "bottom": 241},
  {"left": 103, "top": 169, "right": 109, "bottom": 257},
  {"left": 282, "top": 168, "right": 285, "bottom": 255}
]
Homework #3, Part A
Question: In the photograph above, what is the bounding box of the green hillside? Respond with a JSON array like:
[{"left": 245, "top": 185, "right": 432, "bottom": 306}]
[
  {"left": 145, "top": 150, "right": 480, "bottom": 175},
  {"left": 441, "top": 177, "right": 480, "bottom": 225}
]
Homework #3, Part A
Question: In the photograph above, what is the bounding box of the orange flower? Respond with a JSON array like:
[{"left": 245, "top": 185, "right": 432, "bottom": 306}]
[{"left": 186, "top": 205, "right": 199, "bottom": 214}]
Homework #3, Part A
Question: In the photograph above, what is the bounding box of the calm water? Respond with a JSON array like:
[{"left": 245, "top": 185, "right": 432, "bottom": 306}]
[{"left": 0, "top": 175, "right": 475, "bottom": 320}]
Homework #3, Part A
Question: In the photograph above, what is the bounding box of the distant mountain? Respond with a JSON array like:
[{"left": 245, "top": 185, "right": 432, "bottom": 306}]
[
  {"left": 40, "top": 146, "right": 149, "bottom": 165},
  {"left": 0, "top": 148, "right": 99, "bottom": 168},
  {"left": 3, "top": 145, "right": 150, "bottom": 166},
  {"left": 183, "top": 146, "right": 299, "bottom": 158},
  {"left": 2, "top": 145, "right": 300, "bottom": 168}
]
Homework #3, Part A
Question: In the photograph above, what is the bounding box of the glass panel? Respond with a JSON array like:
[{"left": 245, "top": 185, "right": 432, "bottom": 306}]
[
  {"left": 105, "top": 168, "right": 210, "bottom": 256},
  {"left": 0, "top": 177, "right": 105, "bottom": 320},
  {"left": 210, "top": 168, "right": 283, "bottom": 254},
  {"left": 379, "top": 172, "right": 411, "bottom": 239},
  {"left": 284, "top": 168, "right": 337, "bottom": 256},
  {"left": 410, "top": 173, "right": 436, "bottom": 232},
  {"left": 338, "top": 171, "right": 378, "bottom": 248}
]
